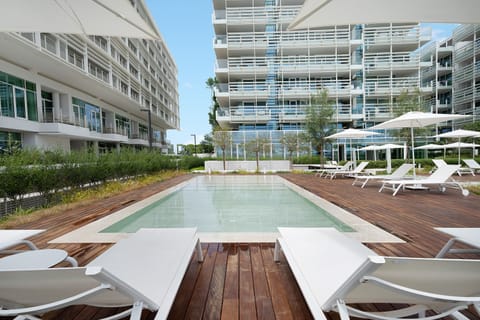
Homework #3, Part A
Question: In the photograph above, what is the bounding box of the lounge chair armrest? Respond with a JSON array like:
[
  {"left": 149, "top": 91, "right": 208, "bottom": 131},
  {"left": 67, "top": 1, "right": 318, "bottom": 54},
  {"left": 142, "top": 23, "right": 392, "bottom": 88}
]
[
  {"left": 336, "top": 299, "right": 467, "bottom": 320},
  {"left": 362, "top": 275, "right": 480, "bottom": 303},
  {"left": 0, "top": 283, "right": 112, "bottom": 317}
]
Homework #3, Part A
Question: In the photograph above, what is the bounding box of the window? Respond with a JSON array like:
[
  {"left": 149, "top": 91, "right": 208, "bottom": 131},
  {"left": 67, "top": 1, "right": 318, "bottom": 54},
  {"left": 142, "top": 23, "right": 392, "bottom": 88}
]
[
  {"left": 88, "top": 60, "right": 109, "bottom": 83},
  {"left": 68, "top": 47, "right": 84, "bottom": 69},
  {"left": 85, "top": 103, "right": 101, "bottom": 132},
  {"left": 130, "top": 88, "right": 139, "bottom": 101},
  {"left": 0, "top": 71, "right": 37, "bottom": 121},
  {"left": 41, "top": 91, "right": 54, "bottom": 122},
  {"left": 121, "top": 81, "right": 129, "bottom": 95},
  {"left": 90, "top": 36, "right": 108, "bottom": 52},
  {"left": 130, "top": 65, "right": 138, "bottom": 78},
  {"left": 41, "top": 33, "right": 56, "bottom": 54},
  {"left": 115, "top": 114, "right": 130, "bottom": 137},
  {"left": 128, "top": 40, "right": 137, "bottom": 55}
]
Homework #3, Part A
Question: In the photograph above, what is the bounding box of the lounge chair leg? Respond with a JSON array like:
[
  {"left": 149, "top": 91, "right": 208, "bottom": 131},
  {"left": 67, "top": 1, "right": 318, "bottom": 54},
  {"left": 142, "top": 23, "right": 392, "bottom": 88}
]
[
  {"left": 435, "top": 238, "right": 457, "bottom": 258},
  {"left": 336, "top": 300, "right": 351, "bottom": 320},
  {"left": 129, "top": 301, "right": 143, "bottom": 320},
  {"left": 274, "top": 239, "right": 281, "bottom": 262},
  {"left": 196, "top": 239, "right": 204, "bottom": 262},
  {"left": 65, "top": 256, "right": 78, "bottom": 267}
]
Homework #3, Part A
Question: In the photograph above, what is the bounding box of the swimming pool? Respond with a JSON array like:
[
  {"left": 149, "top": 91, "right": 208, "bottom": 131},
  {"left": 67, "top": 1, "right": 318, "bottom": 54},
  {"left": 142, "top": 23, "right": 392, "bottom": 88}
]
[
  {"left": 51, "top": 175, "right": 402, "bottom": 243},
  {"left": 101, "top": 175, "right": 353, "bottom": 233}
]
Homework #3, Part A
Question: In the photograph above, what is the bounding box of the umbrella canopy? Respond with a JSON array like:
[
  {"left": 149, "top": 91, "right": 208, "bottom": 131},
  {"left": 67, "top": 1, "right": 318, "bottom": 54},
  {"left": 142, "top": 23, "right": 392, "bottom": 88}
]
[
  {"left": 0, "top": 0, "right": 159, "bottom": 39},
  {"left": 326, "top": 128, "right": 380, "bottom": 139},
  {"left": 371, "top": 112, "right": 470, "bottom": 177},
  {"left": 288, "top": 0, "right": 479, "bottom": 30},
  {"left": 434, "top": 129, "right": 480, "bottom": 164},
  {"left": 434, "top": 129, "right": 480, "bottom": 139},
  {"left": 326, "top": 129, "right": 380, "bottom": 167},
  {"left": 414, "top": 144, "right": 445, "bottom": 150}
]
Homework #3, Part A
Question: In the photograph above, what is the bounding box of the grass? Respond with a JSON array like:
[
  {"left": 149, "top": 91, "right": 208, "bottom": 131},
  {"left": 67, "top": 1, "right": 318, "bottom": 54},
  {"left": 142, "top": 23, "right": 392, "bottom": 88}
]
[{"left": 0, "top": 170, "right": 187, "bottom": 228}]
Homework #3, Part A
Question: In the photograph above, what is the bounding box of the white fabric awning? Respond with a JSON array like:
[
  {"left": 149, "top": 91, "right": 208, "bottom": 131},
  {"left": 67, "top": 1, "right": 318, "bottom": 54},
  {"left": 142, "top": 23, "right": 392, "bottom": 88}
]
[
  {"left": 0, "top": 0, "right": 160, "bottom": 39},
  {"left": 289, "top": 0, "right": 479, "bottom": 30}
]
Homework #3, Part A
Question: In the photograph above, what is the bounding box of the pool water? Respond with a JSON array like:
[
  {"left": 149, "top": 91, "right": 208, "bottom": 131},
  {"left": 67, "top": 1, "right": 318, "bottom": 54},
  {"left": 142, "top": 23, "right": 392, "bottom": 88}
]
[{"left": 101, "top": 175, "right": 354, "bottom": 233}]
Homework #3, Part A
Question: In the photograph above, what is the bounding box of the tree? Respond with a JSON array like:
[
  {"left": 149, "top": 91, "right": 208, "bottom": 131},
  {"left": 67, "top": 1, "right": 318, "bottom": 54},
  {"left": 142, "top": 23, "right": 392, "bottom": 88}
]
[
  {"left": 206, "top": 77, "right": 219, "bottom": 130},
  {"left": 200, "top": 134, "right": 214, "bottom": 154},
  {"left": 212, "top": 129, "right": 232, "bottom": 170},
  {"left": 280, "top": 132, "right": 308, "bottom": 166},
  {"left": 303, "top": 89, "right": 335, "bottom": 164},
  {"left": 244, "top": 134, "right": 270, "bottom": 172},
  {"left": 394, "top": 88, "right": 427, "bottom": 159}
]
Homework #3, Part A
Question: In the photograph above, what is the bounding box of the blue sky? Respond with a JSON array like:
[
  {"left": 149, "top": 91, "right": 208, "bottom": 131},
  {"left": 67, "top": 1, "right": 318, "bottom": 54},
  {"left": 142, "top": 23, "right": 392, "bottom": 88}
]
[
  {"left": 146, "top": 0, "right": 215, "bottom": 148},
  {"left": 145, "top": 1, "right": 458, "bottom": 148}
]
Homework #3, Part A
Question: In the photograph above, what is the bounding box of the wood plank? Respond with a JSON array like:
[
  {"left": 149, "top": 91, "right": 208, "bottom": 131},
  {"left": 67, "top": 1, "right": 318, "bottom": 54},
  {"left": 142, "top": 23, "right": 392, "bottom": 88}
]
[
  {"left": 239, "top": 244, "right": 257, "bottom": 319},
  {"left": 203, "top": 244, "right": 228, "bottom": 320},
  {"left": 221, "top": 244, "right": 239, "bottom": 320},
  {"left": 250, "top": 244, "right": 275, "bottom": 320},
  {"left": 184, "top": 243, "right": 218, "bottom": 318}
]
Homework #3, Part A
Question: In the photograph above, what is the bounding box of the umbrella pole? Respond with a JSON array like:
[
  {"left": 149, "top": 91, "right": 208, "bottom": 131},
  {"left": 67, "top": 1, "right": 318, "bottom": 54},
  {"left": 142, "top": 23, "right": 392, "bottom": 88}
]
[
  {"left": 458, "top": 138, "right": 461, "bottom": 165},
  {"left": 411, "top": 127, "right": 416, "bottom": 178}
]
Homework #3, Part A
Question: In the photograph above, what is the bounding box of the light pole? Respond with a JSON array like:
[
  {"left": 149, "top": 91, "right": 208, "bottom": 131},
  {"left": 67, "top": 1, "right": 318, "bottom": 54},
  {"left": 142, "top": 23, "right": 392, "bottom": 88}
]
[
  {"left": 191, "top": 134, "right": 197, "bottom": 156},
  {"left": 140, "top": 108, "right": 152, "bottom": 150}
]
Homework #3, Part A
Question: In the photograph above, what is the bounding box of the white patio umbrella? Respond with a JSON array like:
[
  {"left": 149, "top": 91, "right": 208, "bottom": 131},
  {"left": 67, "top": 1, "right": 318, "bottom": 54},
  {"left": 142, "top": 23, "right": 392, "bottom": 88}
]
[
  {"left": 377, "top": 144, "right": 404, "bottom": 174},
  {"left": 434, "top": 129, "right": 480, "bottom": 164},
  {"left": 288, "top": 0, "right": 479, "bottom": 30},
  {"left": 414, "top": 143, "right": 446, "bottom": 158},
  {"left": 0, "top": 0, "right": 159, "bottom": 39},
  {"left": 326, "top": 128, "right": 380, "bottom": 168},
  {"left": 371, "top": 112, "right": 470, "bottom": 177},
  {"left": 443, "top": 142, "right": 480, "bottom": 162},
  {"left": 358, "top": 145, "right": 379, "bottom": 161}
]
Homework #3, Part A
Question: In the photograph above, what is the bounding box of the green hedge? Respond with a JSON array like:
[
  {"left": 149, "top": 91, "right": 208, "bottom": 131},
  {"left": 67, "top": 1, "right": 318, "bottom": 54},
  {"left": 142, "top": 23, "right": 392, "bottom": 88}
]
[{"left": 0, "top": 149, "right": 205, "bottom": 205}]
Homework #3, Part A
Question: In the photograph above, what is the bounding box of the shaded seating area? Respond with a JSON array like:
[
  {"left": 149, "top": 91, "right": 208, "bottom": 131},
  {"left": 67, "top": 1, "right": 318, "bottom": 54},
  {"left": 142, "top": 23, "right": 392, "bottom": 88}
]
[
  {"left": 274, "top": 227, "right": 480, "bottom": 320},
  {"left": 0, "top": 228, "right": 203, "bottom": 320},
  {"left": 352, "top": 163, "right": 414, "bottom": 188},
  {"left": 379, "top": 164, "right": 469, "bottom": 196}
]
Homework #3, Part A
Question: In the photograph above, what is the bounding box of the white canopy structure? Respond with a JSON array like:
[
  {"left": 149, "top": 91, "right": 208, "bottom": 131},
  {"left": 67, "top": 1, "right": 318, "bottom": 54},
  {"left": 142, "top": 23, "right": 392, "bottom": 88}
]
[
  {"left": 326, "top": 128, "right": 380, "bottom": 167},
  {"left": 0, "top": 0, "right": 160, "bottom": 39},
  {"left": 435, "top": 129, "right": 480, "bottom": 164},
  {"left": 288, "top": 0, "right": 480, "bottom": 30},
  {"left": 371, "top": 112, "right": 469, "bottom": 177}
]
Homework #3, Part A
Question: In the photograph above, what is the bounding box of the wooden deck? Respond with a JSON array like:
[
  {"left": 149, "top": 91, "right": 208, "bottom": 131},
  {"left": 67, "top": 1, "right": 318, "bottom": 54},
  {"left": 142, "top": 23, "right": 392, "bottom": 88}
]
[{"left": 2, "top": 173, "right": 480, "bottom": 320}]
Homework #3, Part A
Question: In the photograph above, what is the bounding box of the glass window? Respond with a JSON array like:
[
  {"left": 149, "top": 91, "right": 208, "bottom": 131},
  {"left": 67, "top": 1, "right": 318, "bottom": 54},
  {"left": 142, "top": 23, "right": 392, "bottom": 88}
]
[
  {"left": 0, "top": 83, "right": 15, "bottom": 117},
  {"left": 85, "top": 103, "right": 101, "bottom": 132},
  {"left": 42, "top": 91, "right": 54, "bottom": 122},
  {"left": 26, "top": 91, "right": 37, "bottom": 121},
  {"left": 15, "top": 87, "right": 26, "bottom": 118},
  {"left": 73, "top": 103, "right": 85, "bottom": 127}
]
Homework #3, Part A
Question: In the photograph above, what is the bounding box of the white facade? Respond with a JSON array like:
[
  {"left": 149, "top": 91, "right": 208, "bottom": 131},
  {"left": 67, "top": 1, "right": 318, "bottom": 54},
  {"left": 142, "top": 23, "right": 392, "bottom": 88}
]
[
  {"left": 0, "top": 1, "right": 179, "bottom": 153},
  {"left": 212, "top": 0, "right": 431, "bottom": 158}
]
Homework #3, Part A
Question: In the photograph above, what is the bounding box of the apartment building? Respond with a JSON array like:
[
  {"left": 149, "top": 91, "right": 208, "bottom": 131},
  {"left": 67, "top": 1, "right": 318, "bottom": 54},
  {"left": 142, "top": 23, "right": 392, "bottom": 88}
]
[
  {"left": 0, "top": 1, "right": 179, "bottom": 153},
  {"left": 420, "top": 24, "right": 480, "bottom": 135},
  {"left": 212, "top": 0, "right": 431, "bottom": 158}
]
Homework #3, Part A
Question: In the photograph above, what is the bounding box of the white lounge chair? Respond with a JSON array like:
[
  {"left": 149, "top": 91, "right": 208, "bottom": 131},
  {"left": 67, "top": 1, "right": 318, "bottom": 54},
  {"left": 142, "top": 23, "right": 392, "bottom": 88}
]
[
  {"left": 314, "top": 161, "right": 353, "bottom": 177},
  {"left": 463, "top": 159, "right": 480, "bottom": 174},
  {"left": 274, "top": 227, "right": 480, "bottom": 320},
  {"left": 379, "top": 164, "right": 469, "bottom": 196},
  {"left": 0, "top": 228, "right": 203, "bottom": 320},
  {"left": 432, "top": 159, "right": 474, "bottom": 176},
  {"left": 325, "top": 161, "right": 369, "bottom": 180},
  {"left": 435, "top": 227, "right": 480, "bottom": 258},
  {"left": 352, "top": 163, "right": 414, "bottom": 188}
]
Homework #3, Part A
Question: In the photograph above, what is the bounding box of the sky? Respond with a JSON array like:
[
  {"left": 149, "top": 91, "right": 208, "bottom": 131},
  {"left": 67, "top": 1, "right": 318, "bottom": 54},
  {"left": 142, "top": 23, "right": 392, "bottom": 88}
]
[{"left": 145, "top": 1, "right": 458, "bottom": 149}]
